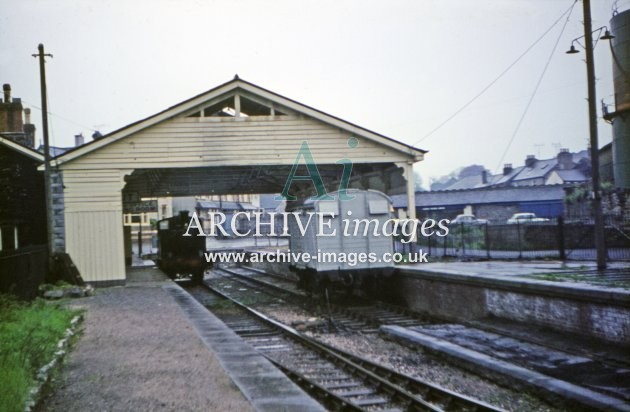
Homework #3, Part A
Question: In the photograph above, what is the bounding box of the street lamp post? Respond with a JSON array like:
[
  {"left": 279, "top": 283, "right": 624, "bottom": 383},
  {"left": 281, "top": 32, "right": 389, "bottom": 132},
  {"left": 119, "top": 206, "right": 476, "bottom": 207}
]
[{"left": 567, "top": 0, "right": 611, "bottom": 270}]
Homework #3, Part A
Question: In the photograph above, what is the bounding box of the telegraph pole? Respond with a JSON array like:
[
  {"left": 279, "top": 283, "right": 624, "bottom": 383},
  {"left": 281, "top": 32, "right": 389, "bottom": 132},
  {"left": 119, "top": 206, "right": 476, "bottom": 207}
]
[
  {"left": 582, "top": 0, "right": 607, "bottom": 270},
  {"left": 33, "top": 44, "right": 55, "bottom": 256}
]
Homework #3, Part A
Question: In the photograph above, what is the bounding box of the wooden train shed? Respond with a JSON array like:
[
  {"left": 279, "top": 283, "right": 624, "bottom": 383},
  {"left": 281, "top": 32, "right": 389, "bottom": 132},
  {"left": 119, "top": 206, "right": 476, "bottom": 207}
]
[{"left": 49, "top": 77, "right": 426, "bottom": 284}]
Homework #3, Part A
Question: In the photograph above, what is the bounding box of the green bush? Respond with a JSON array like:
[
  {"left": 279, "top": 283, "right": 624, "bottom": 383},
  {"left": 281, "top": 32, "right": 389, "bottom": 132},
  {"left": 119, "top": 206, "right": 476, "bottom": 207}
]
[{"left": 0, "top": 295, "right": 79, "bottom": 412}]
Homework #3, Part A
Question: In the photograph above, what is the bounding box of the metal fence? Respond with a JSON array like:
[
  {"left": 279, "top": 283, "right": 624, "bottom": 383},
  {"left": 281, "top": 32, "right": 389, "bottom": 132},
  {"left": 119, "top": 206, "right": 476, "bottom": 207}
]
[{"left": 398, "top": 219, "right": 630, "bottom": 261}]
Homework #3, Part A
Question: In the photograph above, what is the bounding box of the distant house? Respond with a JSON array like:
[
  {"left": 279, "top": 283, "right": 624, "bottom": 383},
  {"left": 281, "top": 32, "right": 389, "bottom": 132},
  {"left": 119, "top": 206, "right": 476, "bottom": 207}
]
[
  {"left": 418, "top": 149, "right": 592, "bottom": 222},
  {"left": 431, "top": 149, "right": 590, "bottom": 191}
]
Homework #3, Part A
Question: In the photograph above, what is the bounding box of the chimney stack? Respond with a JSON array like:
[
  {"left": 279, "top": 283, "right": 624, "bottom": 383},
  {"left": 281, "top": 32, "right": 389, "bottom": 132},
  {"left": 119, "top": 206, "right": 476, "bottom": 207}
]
[
  {"left": 22, "top": 107, "right": 36, "bottom": 148},
  {"left": 557, "top": 148, "right": 574, "bottom": 170},
  {"left": 74, "top": 133, "right": 84, "bottom": 147},
  {"left": 0, "top": 83, "right": 24, "bottom": 134},
  {"left": 3, "top": 84, "right": 11, "bottom": 103},
  {"left": 503, "top": 163, "right": 513, "bottom": 176},
  {"left": 525, "top": 155, "right": 537, "bottom": 168},
  {"left": 481, "top": 170, "right": 488, "bottom": 184}
]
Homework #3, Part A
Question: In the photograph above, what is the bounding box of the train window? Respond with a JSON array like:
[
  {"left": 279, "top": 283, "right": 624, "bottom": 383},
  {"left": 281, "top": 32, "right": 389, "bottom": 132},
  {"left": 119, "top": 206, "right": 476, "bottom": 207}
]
[
  {"left": 369, "top": 199, "right": 390, "bottom": 215},
  {"left": 159, "top": 220, "right": 170, "bottom": 230}
]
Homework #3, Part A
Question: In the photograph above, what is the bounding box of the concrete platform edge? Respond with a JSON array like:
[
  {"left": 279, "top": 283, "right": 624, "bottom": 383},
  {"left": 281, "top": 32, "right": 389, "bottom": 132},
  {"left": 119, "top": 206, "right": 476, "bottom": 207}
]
[
  {"left": 381, "top": 325, "right": 630, "bottom": 412},
  {"left": 163, "top": 282, "right": 326, "bottom": 412}
]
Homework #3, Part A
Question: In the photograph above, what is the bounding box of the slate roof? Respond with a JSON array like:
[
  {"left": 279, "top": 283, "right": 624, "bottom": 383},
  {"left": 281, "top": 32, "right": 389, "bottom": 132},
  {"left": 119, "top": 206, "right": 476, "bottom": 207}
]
[
  {"left": 432, "top": 151, "right": 590, "bottom": 191},
  {"left": 511, "top": 159, "right": 556, "bottom": 182},
  {"left": 554, "top": 169, "right": 589, "bottom": 182},
  {"left": 36, "top": 145, "right": 73, "bottom": 157}
]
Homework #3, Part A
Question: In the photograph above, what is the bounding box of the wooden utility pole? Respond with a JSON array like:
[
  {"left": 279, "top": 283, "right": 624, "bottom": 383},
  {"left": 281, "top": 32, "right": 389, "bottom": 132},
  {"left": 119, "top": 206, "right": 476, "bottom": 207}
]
[
  {"left": 33, "top": 44, "right": 55, "bottom": 256},
  {"left": 582, "top": 0, "right": 607, "bottom": 270}
]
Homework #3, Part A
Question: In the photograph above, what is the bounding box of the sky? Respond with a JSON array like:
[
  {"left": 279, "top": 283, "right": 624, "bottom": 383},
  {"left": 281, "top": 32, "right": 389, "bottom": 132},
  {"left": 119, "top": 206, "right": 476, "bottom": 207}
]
[{"left": 1, "top": 0, "right": 624, "bottom": 189}]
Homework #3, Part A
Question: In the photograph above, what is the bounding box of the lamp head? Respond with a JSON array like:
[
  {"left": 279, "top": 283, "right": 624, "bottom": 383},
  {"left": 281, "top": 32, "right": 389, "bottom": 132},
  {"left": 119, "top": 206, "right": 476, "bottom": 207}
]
[{"left": 566, "top": 44, "right": 580, "bottom": 54}]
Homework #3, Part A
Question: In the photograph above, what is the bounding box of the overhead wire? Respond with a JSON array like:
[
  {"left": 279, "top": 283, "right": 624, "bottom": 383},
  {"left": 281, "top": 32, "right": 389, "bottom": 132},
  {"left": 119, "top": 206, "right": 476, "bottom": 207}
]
[
  {"left": 21, "top": 99, "right": 99, "bottom": 135},
  {"left": 412, "top": 0, "right": 579, "bottom": 148},
  {"left": 489, "top": 0, "right": 577, "bottom": 178}
]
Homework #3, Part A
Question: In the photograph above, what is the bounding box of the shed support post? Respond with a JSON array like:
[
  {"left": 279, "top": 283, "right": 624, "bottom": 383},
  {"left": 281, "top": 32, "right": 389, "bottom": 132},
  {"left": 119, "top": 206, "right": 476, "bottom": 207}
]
[
  {"left": 405, "top": 162, "right": 417, "bottom": 253},
  {"left": 234, "top": 94, "right": 241, "bottom": 117}
]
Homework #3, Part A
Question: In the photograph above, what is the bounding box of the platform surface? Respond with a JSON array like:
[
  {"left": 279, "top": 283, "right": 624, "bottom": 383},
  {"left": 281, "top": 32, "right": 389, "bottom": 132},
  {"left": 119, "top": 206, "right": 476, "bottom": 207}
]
[{"left": 38, "top": 266, "right": 323, "bottom": 412}]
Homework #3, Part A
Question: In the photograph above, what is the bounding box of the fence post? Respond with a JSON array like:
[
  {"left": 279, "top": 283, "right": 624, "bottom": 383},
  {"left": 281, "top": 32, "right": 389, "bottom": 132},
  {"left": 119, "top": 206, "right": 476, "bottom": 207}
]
[
  {"left": 485, "top": 222, "right": 490, "bottom": 259},
  {"left": 557, "top": 216, "right": 566, "bottom": 261},
  {"left": 517, "top": 221, "right": 522, "bottom": 259},
  {"left": 460, "top": 222, "right": 465, "bottom": 257},
  {"left": 443, "top": 232, "right": 447, "bottom": 257}
]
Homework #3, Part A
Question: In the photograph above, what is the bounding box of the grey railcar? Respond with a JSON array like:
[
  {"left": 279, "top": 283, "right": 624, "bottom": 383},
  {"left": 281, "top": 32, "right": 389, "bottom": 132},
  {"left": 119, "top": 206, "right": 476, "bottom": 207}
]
[{"left": 287, "top": 189, "right": 395, "bottom": 291}]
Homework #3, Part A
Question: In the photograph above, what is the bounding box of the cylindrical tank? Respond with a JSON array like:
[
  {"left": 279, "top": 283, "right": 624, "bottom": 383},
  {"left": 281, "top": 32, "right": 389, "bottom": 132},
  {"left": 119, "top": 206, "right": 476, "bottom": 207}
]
[{"left": 610, "top": 8, "right": 630, "bottom": 189}]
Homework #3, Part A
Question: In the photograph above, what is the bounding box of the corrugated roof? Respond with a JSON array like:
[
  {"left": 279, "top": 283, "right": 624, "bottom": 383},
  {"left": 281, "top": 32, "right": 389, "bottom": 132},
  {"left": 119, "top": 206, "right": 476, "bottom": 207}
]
[
  {"left": 196, "top": 200, "right": 258, "bottom": 211},
  {"left": 392, "top": 185, "right": 566, "bottom": 208},
  {"left": 197, "top": 201, "right": 221, "bottom": 209}
]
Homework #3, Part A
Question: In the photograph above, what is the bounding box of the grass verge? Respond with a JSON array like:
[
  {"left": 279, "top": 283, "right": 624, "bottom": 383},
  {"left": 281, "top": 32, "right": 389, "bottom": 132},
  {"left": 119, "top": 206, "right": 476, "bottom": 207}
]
[{"left": 0, "top": 294, "right": 80, "bottom": 412}]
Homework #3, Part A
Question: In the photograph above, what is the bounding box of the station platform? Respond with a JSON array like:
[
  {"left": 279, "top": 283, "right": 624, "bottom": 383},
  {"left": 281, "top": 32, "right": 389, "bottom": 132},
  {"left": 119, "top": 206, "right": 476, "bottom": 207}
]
[
  {"left": 393, "top": 259, "right": 630, "bottom": 346},
  {"left": 387, "top": 260, "right": 630, "bottom": 410},
  {"left": 402, "top": 259, "right": 630, "bottom": 281},
  {"left": 38, "top": 266, "right": 324, "bottom": 412}
]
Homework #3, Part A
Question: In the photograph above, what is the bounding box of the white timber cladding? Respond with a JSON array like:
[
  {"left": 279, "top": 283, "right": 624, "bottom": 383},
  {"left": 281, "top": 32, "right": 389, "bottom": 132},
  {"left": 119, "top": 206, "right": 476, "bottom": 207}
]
[
  {"left": 52, "top": 79, "right": 424, "bottom": 166},
  {"left": 65, "top": 210, "right": 125, "bottom": 283},
  {"left": 63, "top": 169, "right": 129, "bottom": 212},
  {"left": 56, "top": 79, "right": 425, "bottom": 283},
  {"left": 60, "top": 116, "right": 410, "bottom": 171},
  {"left": 63, "top": 169, "right": 128, "bottom": 282}
]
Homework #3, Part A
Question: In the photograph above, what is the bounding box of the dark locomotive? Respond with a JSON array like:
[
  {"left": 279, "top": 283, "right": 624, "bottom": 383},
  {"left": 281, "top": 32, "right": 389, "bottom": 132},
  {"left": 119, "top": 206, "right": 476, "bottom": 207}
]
[{"left": 156, "top": 211, "right": 211, "bottom": 283}]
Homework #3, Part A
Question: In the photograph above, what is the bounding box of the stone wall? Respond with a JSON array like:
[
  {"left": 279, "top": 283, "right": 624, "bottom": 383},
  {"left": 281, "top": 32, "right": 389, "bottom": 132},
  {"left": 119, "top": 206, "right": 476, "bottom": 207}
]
[
  {"left": 485, "top": 290, "right": 630, "bottom": 343},
  {"left": 394, "top": 270, "right": 630, "bottom": 344},
  {"left": 51, "top": 170, "right": 65, "bottom": 251}
]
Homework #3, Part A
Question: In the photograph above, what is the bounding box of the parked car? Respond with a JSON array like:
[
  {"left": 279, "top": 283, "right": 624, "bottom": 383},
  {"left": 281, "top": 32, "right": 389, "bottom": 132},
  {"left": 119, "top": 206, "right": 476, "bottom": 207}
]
[
  {"left": 506, "top": 212, "right": 550, "bottom": 224},
  {"left": 449, "top": 214, "right": 489, "bottom": 225}
]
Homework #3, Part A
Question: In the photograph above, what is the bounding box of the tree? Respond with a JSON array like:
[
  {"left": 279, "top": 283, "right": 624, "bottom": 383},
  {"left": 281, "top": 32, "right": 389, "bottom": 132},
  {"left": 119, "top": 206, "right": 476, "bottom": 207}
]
[{"left": 413, "top": 171, "right": 424, "bottom": 191}]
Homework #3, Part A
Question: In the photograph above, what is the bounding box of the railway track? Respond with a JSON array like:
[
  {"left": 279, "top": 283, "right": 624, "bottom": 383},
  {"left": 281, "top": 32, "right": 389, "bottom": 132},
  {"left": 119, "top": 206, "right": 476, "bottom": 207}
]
[
  {"left": 216, "top": 266, "right": 430, "bottom": 333},
  {"left": 207, "top": 266, "right": 630, "bottom": 410},
  {"left": 185, "top": 277, "right": 504, "bottom": 412}
]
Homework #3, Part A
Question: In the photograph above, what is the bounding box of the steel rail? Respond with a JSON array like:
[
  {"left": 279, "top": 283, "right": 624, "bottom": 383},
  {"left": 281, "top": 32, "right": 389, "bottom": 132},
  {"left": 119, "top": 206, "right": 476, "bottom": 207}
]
[{"left": 200, "top": 275, "right": 505, "bottom": 412}]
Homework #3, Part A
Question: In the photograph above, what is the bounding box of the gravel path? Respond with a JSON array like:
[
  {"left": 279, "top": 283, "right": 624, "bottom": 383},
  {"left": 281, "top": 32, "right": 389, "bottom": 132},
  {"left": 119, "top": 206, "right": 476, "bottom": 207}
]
[{"left": 37, "top": 285, "right": 253, "bottom": 412}]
